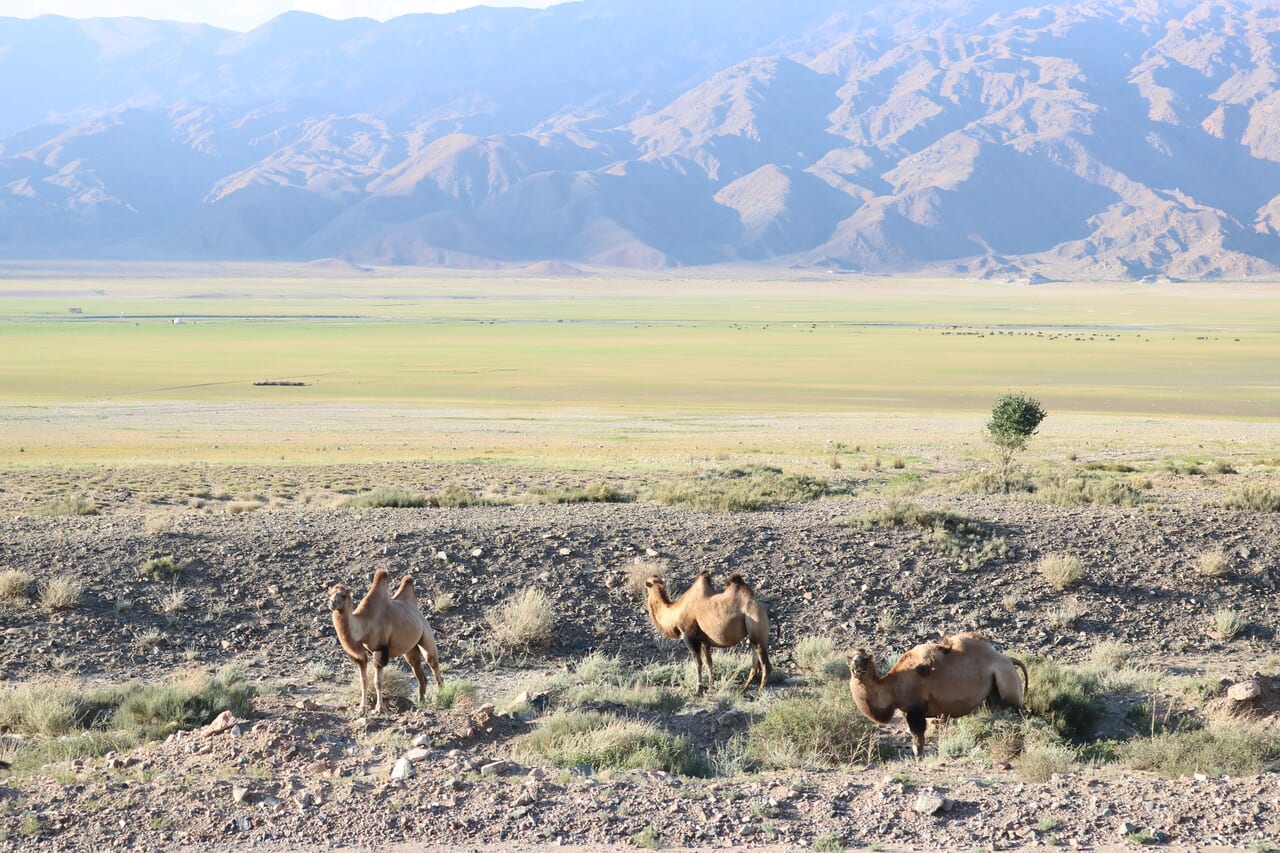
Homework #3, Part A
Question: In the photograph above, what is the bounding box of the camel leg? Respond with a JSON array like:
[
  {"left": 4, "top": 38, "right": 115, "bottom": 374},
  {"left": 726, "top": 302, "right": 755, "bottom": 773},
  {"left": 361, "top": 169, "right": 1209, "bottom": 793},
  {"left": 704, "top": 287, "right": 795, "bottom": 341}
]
[
  {"left": 683, "top": 635, "right": 706, "bottom": 694},
  {"left": 404, "top": 646, "right": 429, "bottom": 706},
  {"left": 423, "top": 646, "right": 443, "bottom": 688},
  {"left": 905, "top": 707, "right": 927, "bottom": 761},
  {"left": 702, "top": 645, "right": 715, "bottom": 693},
  {"left": 371, "top": 645, "right": 391, "bottom": 714},
  {"left": 742, "top": 641, "right": 771, "bottom": 697},
  {"left": 352, "top": 657, "right": 370, "bottom": 715}
]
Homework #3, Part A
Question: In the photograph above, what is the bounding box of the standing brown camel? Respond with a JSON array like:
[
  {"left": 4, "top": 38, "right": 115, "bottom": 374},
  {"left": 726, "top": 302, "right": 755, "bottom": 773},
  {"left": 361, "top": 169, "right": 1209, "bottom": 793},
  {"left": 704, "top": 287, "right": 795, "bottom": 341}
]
[
  {"left": 848, "top": 632, "right": 1027, "bottom": 759},
  {"left": 328, "top": 569, "right": 444, "bottom": 715},
  {"left": 644, "top": 571, "right": 772, "bottom": 697}
]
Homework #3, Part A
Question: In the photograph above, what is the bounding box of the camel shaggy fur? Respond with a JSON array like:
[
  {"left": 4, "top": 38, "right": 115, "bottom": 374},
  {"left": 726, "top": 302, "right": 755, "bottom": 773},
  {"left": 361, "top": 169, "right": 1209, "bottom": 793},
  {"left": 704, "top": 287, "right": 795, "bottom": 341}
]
[
  {"left": 644, "top": 571, "right": 772, "bottom": 696},
  {"left": 848, "top": 632, "right": 1027, "bottom": 759},
  {"left": 328, "top": 569, "right": 443, "bottom": 715}
]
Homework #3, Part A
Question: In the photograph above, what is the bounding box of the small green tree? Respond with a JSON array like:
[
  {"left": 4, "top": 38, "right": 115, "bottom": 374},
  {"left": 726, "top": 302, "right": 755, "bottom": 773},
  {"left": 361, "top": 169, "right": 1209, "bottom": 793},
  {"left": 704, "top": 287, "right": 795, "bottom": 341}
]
[{"left": 986, "top": 392, "right": 1047, "bottom": 492}]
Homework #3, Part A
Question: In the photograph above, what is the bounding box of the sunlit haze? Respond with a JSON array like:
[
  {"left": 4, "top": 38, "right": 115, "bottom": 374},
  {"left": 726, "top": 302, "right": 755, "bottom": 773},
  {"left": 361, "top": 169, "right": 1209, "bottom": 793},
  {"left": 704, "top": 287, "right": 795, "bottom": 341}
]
[{"left": 3, "top": 1, "right": 567, "bottom": 32}]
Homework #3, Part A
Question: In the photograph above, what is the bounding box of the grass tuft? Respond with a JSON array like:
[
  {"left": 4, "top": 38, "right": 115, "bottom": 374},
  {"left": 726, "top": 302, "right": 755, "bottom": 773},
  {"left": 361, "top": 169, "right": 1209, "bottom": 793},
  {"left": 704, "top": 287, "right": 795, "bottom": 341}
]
[
  {"left": 1194, "top": 549, "right": 1231, "bottom": 578},
  {"left": 515, "top": 710, "right": 709, "bottom": 777},
  {"left": 0, "top": 569, "right": 35, "bottom": 603},
  {"left": 1224, "top": 484, "right": 1280, "bottom": 512},
  {"left": 1037, "top": 553, "right": 1084, "bottom": 590},
  {"left": 40, "top": 575, "right": 83, "bottom": 610},
  {"left": 747, "top": 691, "right": 883, "bottom": 768},
  {"left": 656, "top": 466, "right": 834, "bottom": 511},
  {"left": 34, "top": 495, "right": 99, "bottom": 516},
  {"left": 487, "top": 587, "right": 557, "bottom": 652}
]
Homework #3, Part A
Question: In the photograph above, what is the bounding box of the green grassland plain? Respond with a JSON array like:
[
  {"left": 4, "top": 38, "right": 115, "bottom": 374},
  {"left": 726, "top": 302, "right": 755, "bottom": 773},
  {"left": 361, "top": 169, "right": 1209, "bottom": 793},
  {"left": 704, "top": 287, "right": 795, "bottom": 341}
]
[{"left": 1, "top": 267, "right": 1278, "bottom": 469}]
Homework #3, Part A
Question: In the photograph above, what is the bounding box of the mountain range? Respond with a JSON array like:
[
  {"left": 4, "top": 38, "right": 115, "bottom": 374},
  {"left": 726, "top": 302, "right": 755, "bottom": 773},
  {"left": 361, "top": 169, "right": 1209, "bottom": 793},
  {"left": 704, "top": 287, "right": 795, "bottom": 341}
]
[{"left": 3, "top": 0, "right": 1280, "bottom": 279}]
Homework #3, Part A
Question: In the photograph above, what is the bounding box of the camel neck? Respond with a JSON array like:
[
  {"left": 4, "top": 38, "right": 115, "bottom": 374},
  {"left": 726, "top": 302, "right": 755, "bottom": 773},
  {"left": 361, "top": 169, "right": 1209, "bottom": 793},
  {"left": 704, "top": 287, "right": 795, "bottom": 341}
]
[{"left": 331, "top": 607, "right": 366, "bottom": 660}]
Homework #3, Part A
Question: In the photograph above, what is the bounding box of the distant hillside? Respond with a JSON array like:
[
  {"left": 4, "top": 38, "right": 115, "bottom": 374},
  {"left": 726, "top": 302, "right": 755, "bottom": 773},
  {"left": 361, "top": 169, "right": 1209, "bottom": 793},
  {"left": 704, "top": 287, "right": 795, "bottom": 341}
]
[{"left": 2, "top": 0, "right": 1280, "bottom": 279}]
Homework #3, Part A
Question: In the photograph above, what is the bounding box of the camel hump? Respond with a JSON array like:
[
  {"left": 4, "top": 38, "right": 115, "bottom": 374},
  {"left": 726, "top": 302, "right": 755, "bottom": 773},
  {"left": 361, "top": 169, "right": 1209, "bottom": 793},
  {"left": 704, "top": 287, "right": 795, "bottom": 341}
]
[
  {"left": 371, "top": 568, "right": 391, "bottom": 587},
  {"left": 725, "top": 573, "right": 754, "bottom": 595},
  {"left": 392, "top": 575, "right": 418, "bottom": 603}
]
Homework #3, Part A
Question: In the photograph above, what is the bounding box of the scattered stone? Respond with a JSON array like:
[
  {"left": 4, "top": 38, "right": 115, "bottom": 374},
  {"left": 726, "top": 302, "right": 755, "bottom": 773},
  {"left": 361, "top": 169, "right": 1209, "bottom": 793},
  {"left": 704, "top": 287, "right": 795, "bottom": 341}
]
[
  {"left": 391, "top": 758, "right": 413, "bottom": 780},
  {"left": 913, "top": 794, "right": 947, "bottom": 815},
  {"left": 480, "top": 760, "right": 509, "bottom": 776},
  {"left": 1227, "top": 680, "right": 1264, "bottom": 702},
  {"left": 232, "top": 785, "right": 250, "bottom": 805},
  {"left": 204, "top": 710, "right": 240, "bottom": 737},
  {"left": 404, "top": 746, "right": 432, "bottom": 763}
]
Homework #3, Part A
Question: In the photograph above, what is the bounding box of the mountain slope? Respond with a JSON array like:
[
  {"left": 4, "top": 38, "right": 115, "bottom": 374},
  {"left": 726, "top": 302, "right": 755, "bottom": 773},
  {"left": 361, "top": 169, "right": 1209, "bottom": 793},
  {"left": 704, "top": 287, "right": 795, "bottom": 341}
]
[{"left": 2, "top": 0, "right": 1279, "bottom": 277}]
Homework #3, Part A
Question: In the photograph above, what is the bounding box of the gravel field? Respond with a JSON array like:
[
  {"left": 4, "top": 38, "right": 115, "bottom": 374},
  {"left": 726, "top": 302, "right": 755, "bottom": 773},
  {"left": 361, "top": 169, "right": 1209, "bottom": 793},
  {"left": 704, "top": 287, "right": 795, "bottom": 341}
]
[{"left": 1, "top": 461, "right": 1277, "bottom": 851}]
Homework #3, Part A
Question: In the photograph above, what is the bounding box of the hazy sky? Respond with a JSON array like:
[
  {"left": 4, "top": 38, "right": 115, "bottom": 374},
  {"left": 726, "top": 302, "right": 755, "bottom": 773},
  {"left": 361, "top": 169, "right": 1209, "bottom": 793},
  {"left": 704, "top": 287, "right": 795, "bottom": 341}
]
[{"left": 4, "top": 1, "right": 567, "bottom": 32}]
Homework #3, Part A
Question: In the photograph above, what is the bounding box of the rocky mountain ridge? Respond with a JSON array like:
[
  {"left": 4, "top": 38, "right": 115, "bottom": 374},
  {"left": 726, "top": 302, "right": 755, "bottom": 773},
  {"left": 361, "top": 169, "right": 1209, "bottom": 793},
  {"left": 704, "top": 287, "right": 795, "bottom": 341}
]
[{"left": 3, "top": 0, "right": 1280, "bottom": 279}]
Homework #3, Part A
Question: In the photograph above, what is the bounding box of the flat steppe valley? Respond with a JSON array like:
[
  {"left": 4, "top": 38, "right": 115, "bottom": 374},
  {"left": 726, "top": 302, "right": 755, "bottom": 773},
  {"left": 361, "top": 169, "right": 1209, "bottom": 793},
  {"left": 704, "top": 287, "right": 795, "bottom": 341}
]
[{"left": 0, "top": 272, "right": 1277, "bottom": 852}]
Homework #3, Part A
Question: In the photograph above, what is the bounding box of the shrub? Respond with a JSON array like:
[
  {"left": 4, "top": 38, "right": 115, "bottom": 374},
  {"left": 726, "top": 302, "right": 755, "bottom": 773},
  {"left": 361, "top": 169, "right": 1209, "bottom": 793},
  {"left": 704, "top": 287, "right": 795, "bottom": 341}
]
[
  {"left": 1033, "top": 472, "right": 1146, "bottom": 507},
  {"left": 1023, "top": 656, "right": 1103, "bottom": 740},
  {"left": 1014, "top": 742, "right": 1078, "bottom": 782},
  {"left": 747, "top": 692, "right": 882, "bottom": 768},
  {"left": 427, "top": 486, "right": 489, "bottom": 508},
  {"left": 986, "top": 392, "right": 1047, "bottom": 492},
  {"left": 141, "top": 555, "right": 180, "bottom": 582},
  {"left": 1194, "top": 549, "right": 1230, "bottom": 578},
  {"left": 34, "top": 496, "right": 98, "bottom": 516},
  {"left": 107, "top": 668, "right": 255, "bottom": 740},
  {"left": 0, "top": 680, "right": 86, "bottom": 737},
  {"left": 528, "top": 483, "right": 633, "bottom": 504},
  {"left": 487, "top": 587, "right": 557, "bottom": 652},
  {"left": 1117, "top": 725, "right": 1280, "bottom": 777},
  {"left": 1213, "top": 608, "right": 1247, "bottom": 640},
  {"left": 40, "top": 575, "right": 83, "bottom": 610},
  {"left": 431, "top": 680, "right": 479, "bottom": 710},
  {"left": 792, "top": 637, "right": 852, "bottom": 682},
  {"left": 0, "top": 569, "right": 34, "bottom": 602},
  {"left": 1224, "top": 484, "right": 1280, "bottom": 512},
  {"left": 344, "top": 487, "right": 428, "bottom": 508},
  {"left": 1038, "top": 553, "right": 1083, "bottom": 590},
  {"left": 515, "top": 710, "right": 709, "bottom": 777},
  {"left": 656, "top": 466, "right": 834, "bottom": 511}
]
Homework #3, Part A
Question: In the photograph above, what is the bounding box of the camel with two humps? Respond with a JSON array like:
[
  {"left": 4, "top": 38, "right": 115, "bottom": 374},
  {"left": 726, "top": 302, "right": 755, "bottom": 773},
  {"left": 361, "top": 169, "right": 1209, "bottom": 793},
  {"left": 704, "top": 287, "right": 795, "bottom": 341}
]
[
  {"left": 328, "top": 569, "right": 444, "bottom": 715},
  {"left": 643, "top": 570, "right": 772, "bottom": 697},
  {"left": 848, "top": 631, "right": 1028, "bottom": 759}
]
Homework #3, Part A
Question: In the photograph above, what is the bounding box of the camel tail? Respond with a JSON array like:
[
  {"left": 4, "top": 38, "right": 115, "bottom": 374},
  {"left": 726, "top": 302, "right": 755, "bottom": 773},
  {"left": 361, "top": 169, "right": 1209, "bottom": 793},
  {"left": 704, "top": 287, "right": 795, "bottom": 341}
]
[{"left": 1012, "top": 657, "right": 1029, "bottom": 695}]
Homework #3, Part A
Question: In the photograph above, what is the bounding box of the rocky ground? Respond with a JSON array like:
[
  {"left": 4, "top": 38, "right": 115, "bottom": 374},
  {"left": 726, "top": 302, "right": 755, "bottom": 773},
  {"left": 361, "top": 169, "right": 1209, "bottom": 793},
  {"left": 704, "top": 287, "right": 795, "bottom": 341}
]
[{"left": 0, "top": 462, "right": 1278, "bottom": 851}]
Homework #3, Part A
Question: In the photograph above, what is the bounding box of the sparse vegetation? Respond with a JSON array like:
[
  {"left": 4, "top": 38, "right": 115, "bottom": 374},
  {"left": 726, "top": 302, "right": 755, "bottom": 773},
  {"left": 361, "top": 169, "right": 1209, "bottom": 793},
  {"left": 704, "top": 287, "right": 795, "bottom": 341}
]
[
  {"left": 487, "top": 587, "right": 557, "bottom": 652},
  {"left": 1213, "top": 608, "right": 1247, "bottom": 640},
  {"left": 1038, "top": 553, "right": 1084, "bottom": 590},
  {"left": 656, "top": 466, "right": 834, "bottom": 511},
  {"left": 0, "top": 569, "right": 34, "bottom": 602},
  {"left": 1195, "top": 549, "right": 1230, "bottom": 578},
  {"left": 516, "top": 710, "right": 708, "bottom": 777},
  {"left": 40, "top": 575, "right": 83, "bottom": 610},
  {"left": 747, "top": 692, "right": 883, "bottom": 768},
  {"left": 1224, "top": 484, "right": 1280, "bottom": 512},
  {"left": 34, "top": 495, "right": 98, "bottom": 516}
]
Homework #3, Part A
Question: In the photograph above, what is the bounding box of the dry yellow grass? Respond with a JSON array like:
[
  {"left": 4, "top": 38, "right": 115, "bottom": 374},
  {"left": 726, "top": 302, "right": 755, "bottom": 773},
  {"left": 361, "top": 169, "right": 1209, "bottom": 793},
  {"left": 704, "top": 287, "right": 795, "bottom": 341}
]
[
  {"left": 1038, "top": 553, "right": 1084, "bottom": 590},
  {"left": 487, "top": 587, "right": 557, "bottom": 652}
]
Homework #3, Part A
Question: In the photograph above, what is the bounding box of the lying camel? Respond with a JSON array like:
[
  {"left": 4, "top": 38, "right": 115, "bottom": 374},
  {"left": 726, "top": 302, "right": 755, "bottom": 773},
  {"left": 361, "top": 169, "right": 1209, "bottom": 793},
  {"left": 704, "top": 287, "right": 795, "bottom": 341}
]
[
  {"left": 644, "top": 571, "right": 772, "bottom": 697},
  {"left": 848, "top": 632, "right": 1027, "bottom": 759},
  {"left": 328, "top": 569, "right": 444, "bottom": 715}
]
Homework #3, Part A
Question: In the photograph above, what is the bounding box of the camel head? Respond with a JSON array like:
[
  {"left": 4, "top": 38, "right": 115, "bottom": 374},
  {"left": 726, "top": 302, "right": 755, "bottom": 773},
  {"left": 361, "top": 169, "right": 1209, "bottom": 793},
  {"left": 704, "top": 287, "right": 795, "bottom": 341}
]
[
  {"left": 643, "top": 575, "right": 668, "bottom": 598},
  {"left": 849, "top": 648, "right": 875, "bottom": 679},
  {"left": 327, "top": 583, "right": 354, "bottom": 612}
]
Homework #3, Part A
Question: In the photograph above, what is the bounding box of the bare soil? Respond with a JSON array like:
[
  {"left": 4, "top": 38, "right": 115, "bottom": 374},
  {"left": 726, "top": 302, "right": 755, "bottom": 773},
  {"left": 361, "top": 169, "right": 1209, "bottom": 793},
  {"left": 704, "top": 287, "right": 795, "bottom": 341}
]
[{"left": 0, "top": 462, "right": 1278, "bottom": 851}]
